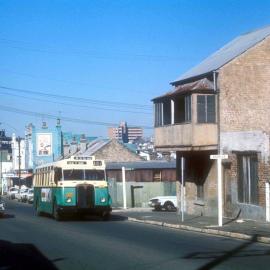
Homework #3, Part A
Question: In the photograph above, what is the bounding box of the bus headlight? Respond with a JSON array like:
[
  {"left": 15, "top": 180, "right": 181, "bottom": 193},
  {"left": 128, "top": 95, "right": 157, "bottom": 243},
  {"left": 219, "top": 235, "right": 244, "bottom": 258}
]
[{"left": 101, "top": 198, "right": 106, "bottom": 203}]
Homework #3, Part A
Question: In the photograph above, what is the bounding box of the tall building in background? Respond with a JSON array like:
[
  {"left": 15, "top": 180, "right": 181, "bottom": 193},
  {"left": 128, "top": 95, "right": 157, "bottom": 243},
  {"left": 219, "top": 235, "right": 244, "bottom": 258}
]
[{"left": 108, "top": 121, "right": 143, "bottom": 143}]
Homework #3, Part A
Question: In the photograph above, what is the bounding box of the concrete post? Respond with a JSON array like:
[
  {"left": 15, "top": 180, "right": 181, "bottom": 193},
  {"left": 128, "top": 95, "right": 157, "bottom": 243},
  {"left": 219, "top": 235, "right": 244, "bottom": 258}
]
[{"left": 122, "top": 167, "right": 127, "bottom": 209}]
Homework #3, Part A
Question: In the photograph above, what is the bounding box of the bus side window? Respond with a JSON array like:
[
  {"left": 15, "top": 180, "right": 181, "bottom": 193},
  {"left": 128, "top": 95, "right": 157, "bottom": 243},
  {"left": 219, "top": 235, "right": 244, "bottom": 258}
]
[{"left": 54, "top": 167, "right": 62, "bottom": 184}]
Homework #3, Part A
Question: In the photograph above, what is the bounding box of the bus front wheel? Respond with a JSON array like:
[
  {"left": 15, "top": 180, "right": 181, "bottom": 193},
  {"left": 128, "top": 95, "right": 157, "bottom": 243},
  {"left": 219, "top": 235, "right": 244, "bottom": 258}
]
[
  {"left": 101, "top": 212, "right": 111, "bottom": 221},
  {"left": 53, "top": 202, "right": 62, "bottom": 221}
]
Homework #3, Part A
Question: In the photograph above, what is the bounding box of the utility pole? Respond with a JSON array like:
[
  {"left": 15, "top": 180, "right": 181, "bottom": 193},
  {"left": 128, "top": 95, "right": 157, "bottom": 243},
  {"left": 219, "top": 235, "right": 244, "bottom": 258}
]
[
  {"left": 0, "top": 137, "right": 2, "bottom": 196},
  {"left": 18, "top": 136, "right": 21, "bottom": 189}
]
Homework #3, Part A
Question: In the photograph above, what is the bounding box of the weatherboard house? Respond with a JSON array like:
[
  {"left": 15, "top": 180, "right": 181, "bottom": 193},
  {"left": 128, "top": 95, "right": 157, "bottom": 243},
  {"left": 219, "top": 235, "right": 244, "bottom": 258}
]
[{"left": 153, "top": 26, "right": 270, "bottom": 221}]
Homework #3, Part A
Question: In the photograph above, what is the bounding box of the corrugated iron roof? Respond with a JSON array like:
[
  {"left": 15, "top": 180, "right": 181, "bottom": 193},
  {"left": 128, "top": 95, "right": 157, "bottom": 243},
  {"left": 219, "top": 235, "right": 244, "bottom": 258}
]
[
  {"left": 76, "top": 139, "right": 110, "bottom": 156},
  {"left": 106, "top": 160, "right": 176, "bottom": 170},
  {"left": 172, "top": 25, "right": 270, "bottom": 85},
  {"left": 152, "top": 78, "right": 214, "bottom": 101}
]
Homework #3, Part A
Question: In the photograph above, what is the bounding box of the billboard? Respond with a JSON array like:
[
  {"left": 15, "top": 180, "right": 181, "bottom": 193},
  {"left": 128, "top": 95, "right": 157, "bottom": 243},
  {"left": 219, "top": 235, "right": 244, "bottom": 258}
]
[{"left": 36, "top": 133, "right": 52, "bottom": 156}]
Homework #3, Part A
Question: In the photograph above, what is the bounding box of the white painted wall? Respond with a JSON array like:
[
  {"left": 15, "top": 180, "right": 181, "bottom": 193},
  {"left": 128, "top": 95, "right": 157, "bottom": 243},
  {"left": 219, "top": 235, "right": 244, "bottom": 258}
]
[{"left": 221, "top": 131, "right": 270, "bottom": 160}]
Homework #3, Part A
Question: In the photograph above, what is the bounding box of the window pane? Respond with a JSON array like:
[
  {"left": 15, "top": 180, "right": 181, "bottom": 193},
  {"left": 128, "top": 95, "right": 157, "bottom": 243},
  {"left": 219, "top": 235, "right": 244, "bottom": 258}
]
[
  {"left": 154, "top": 103, "right": 162, "bottom": 127},
  {"left": 64, "top": 170, "right": 84, "bottom": 180},
  {"left": 238, "top": 156, "right": 244, "bottom": 203},
  {"left": 85, "top": 170, "right": 105, "bottom": 181},
  {"left": 250, "top": 156, "right": 258, "bottom": 204},
  {"left": 238, "top": 154, "right": 258, "bottom": 205},
  {"left": 197, "top": 95, "right": 206, "bottom": 123},
  {"left": 185, "top": 95, "right": 191, "bottom": 122},
  {"left": 163, "top": 100, "right": 171, "bottom": 125},
  {"left": 207, "top": 95, "right": 216, "bottom": 123}
]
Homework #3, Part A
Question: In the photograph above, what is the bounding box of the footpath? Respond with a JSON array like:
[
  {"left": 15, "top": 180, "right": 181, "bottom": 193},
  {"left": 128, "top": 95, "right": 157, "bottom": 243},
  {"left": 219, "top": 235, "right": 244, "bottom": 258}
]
[{"left": 113, "top": 208, "right": 270, "bottom": 244}]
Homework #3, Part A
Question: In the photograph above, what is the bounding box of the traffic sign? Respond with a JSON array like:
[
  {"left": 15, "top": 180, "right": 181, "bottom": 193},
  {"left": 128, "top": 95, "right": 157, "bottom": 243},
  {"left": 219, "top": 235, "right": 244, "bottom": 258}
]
[{"left": 210, "top": 154, "right": 228, "bottom": 160}]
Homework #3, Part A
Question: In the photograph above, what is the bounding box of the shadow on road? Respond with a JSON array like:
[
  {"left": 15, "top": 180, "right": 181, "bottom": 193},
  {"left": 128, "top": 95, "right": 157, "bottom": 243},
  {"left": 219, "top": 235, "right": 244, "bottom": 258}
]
[
  {"left": 184, "top": 234, "right": 270, "bottom": 270},
  {"left": 67, "top": 214, "right": 128, "bottom": 222},
  {"left": 0, "top": 240, "right": 62, "bottom": 269},
  {"left": 39, "top": 212, "right": 128, "bottom": 222},
  {"left": 1, "top": 213, "right": 15, "bottom": 219}
]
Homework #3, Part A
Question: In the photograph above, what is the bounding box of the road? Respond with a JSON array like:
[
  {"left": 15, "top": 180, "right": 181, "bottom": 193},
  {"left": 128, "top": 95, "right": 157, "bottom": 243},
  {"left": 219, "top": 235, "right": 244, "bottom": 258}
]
[{"left": 1, "top": 200, "right": 270, "bottom": 270}]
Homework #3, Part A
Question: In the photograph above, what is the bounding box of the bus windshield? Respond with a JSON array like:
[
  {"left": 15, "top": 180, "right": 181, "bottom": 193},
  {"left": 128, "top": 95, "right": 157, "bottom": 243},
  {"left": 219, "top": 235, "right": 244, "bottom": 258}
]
[{"left": 63, "top": 169, "right": 105, "bottom": 181}]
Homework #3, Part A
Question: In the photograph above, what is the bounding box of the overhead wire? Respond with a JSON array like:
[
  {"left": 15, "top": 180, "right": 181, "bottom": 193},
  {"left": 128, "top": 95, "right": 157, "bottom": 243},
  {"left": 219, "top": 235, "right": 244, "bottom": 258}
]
[
  {"left": 0, "top": 37, "right": 186, "bottom": 62},
  {"left": 0, "top": 91, "right": 152, "bottom": 115},
  {"left": 0, "top": 104, "right": 153, "bottom": 129},
  {"left": 0, "top": 85, "right": 152, "bottom": 110}
]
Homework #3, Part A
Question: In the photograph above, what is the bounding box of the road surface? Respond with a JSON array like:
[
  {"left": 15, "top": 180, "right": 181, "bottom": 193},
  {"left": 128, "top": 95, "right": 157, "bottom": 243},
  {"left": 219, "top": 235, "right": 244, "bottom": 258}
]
[{"left": 1, "top": 199, "right": 270, "bottom": 270}]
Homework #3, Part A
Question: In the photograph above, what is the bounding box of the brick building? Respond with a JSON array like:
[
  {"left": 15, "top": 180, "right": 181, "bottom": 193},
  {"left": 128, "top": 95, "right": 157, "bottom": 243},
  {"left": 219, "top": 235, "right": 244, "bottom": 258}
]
[{"left": 152, "top": 26, "right": 270, "bottom": 220}]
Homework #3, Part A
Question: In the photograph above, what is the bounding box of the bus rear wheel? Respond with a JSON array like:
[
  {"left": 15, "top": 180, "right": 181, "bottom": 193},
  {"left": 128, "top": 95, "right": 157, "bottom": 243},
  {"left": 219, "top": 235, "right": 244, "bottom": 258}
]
[
  {"left": 53, "top": 202, "right": 62, "bottom": 221},
  {"left": 35, "top": 199, "right": 42, "bottom": 216}
]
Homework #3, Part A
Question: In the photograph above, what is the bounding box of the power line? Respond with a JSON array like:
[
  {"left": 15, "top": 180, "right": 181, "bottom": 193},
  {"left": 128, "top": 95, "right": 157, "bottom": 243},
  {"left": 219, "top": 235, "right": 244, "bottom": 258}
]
[
  {"left": 0, "top": 37, "right": 187, "bottom": 62},
  {"left": 0, "top": 91, "right": 152, "bottom": 115},
  {"left": 0, "top": 104, "right": 153, "bottom": 129},
  {"left": 0, "top": 68, "right": 157, "bottom": 96},
  {"left": 0, "top": 85, "right": 152, "bottom": 110}
]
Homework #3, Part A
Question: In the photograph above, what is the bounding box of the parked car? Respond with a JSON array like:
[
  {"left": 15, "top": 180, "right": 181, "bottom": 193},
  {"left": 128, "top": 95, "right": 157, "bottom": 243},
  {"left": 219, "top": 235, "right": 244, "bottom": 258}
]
[
  {"left": 15, "top": 189, "right": 29, "bottom": 202},
  {"left": 0, "top": 198, "right": 5, "bottom": 217},
  {"left": 148, "top": 196, "right": 177, "bottom": 211},
  {"left": 7, "top": 187, "right": 19, "bottom": 200},
  {"left": 26, "top": 189, "right": 34, "bottom": 204}
]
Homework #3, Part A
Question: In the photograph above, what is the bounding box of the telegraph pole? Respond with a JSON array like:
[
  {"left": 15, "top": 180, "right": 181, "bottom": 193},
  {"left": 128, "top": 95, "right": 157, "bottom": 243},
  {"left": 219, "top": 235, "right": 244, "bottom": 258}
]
[
  {"left": 18, "top": 136, "right": 21, "bottom": 189},
  {"left": 0, "top": 138, "right": 2, "bottom": 196}
]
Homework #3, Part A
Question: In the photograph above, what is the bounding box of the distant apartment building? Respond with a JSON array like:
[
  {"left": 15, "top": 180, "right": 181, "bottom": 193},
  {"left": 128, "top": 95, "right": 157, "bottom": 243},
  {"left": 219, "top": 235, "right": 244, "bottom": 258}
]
[{"left": 108, "top": 122, "right": 143, "bottom": 143}]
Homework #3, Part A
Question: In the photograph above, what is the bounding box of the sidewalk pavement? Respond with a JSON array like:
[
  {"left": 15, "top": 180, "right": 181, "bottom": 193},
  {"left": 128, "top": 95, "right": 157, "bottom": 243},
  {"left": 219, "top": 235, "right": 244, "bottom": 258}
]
[{"left": 113, "top": 208, "right": 270, "bottom": 244}]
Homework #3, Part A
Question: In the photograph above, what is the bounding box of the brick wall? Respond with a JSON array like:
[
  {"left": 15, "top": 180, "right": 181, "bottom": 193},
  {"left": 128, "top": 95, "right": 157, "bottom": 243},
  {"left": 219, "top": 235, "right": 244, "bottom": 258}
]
[
  {"left": 219, "top": 36, "right": 270, "bottom": 133},
  {"left": 219, "top": 40, "right": 270, "bottom": 218}
]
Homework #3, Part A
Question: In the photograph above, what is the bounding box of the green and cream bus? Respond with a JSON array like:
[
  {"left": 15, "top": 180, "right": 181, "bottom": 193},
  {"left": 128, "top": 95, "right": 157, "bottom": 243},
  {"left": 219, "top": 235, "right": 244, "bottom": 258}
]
[{"left": 33, "top": 156, "right": 112, "bottom": 221}]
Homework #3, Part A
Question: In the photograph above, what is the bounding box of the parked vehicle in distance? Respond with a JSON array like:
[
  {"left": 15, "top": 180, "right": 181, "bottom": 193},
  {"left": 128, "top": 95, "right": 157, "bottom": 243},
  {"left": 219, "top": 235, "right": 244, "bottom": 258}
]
[
  {"left": 0, "top": 198, "right": 5, "bottom": 217},
  {"left": 148, "top": 196, "right": 177, "bottom": 211},
  {"left": 26, "top": 189, "right": 34, "bottom": 204},
  {"left": 7, "top": 187, "right": 19, "bottom": 200},
  {"left": 16, "top": 189, "right": 29, "bottom": 202}
]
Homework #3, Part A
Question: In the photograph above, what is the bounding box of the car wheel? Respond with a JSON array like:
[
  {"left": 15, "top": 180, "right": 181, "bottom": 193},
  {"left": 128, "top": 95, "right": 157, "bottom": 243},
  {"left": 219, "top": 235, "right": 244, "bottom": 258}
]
[
  {"left": 164, "top": 201, "right": 175, "bottom": 212},
  {"left": 154, "top": 205, "right": 162, "bottom": 211}
]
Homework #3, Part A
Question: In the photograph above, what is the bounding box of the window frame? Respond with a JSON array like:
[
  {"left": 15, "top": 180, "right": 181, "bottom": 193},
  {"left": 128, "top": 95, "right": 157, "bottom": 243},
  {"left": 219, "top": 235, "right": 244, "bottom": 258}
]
[
  {"left": 197, "top": 94, "right": 216, "bottom": 124},
  {"left": 237, "top": 153, "right": 259, "bottom": 205}
]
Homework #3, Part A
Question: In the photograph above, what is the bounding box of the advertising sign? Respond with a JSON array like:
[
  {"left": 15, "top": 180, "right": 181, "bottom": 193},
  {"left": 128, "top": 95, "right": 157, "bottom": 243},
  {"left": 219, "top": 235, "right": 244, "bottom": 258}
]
[
  {"left": 37, "top": 133, "right": 52, "bottom": 156},
  {"left": 41, "top": 188, "right": 52, "bottom": 202}
]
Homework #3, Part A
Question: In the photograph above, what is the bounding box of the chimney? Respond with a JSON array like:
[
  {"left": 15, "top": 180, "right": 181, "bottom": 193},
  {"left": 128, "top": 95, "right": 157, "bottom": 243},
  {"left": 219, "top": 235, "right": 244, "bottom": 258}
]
[
  {"left": 80, "top": 134, "right": 87, "bottom": 153},
  {"left": 56, "top": 118, "right": 61, "bottom": 127},
  {"left": 70, "top": 136, "right": 78, "bottom": 155},
  {"left": 63, "top": 141, "right": 70, "bottom": 157},
  {"left": 42, "top": 121, "right": 48, "bottom": 129}
]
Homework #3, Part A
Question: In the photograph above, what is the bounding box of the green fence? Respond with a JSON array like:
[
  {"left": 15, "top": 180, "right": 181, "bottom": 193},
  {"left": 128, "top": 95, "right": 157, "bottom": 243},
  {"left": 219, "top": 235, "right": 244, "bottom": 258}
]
[{"left": 108, "top": 179, "right": 176, "bottom": 208}]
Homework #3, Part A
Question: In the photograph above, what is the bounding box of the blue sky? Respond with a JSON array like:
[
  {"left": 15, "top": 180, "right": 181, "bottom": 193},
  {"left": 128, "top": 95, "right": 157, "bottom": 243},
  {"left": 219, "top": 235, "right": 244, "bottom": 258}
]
[{"left": 1, "top": 0, "right": 270, "bottom": 137}]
